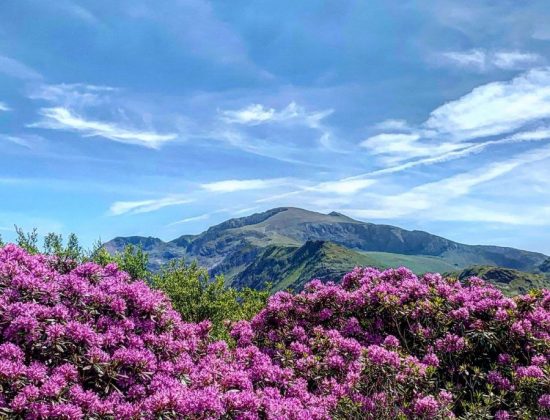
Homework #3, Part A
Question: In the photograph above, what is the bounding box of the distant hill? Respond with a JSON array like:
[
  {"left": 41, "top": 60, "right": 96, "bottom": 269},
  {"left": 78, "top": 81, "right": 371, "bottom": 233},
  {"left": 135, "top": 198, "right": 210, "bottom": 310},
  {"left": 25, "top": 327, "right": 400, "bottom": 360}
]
[
  {"left": 105, "top": 207, "right": 549, "bottom": 292},
  {"left": 540, "top": 257, "right": 550, "bottom": 273},
  {"left": 454, "top": 265, "right": 550, "bottom": 295}
]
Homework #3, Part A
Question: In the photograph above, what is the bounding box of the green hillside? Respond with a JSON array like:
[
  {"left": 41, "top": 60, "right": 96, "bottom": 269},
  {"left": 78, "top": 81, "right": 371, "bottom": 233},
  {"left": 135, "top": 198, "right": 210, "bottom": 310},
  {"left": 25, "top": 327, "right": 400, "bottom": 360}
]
[
  {"left": 105, "top": 207, "right": 549, "bottom": 292},
  {"left": 455, "top": 265, "right": 550, "bottom": 295},
  {"left": 232, "top": 240, "right": 381, "bottom": 292}
]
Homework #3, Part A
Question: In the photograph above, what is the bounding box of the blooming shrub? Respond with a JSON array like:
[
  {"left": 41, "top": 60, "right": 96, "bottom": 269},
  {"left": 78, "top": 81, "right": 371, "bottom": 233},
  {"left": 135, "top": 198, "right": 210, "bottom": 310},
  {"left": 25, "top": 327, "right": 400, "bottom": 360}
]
[
  {"left": 0, "top": 245, "right": 548, "bottom": 419},
  {"left": 0, "top": 245, "right": 332, "bottom": 419},
  {"left": 235, "top": 267, "right": 550, "bottom": 419}
]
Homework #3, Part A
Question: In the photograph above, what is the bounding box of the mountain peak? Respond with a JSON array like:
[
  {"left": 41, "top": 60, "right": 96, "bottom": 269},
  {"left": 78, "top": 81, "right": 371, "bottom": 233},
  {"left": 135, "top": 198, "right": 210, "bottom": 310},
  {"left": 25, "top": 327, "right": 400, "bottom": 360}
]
[{"left": 105, "top": 207, "right": 548, "bottom": 290}]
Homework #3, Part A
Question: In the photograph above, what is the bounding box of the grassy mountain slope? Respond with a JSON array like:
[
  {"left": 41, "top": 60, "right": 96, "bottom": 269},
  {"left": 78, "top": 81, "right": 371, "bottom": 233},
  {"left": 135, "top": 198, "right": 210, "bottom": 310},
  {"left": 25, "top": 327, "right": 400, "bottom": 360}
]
[
  {"left": 455, "top": 265, "right": 550, "bottom": 295},
  {"left": 105, "top": 207, "right": 548, "bottom": 291},
  {"left": 231, "top": 240, "right": 382, "bottom": 292}
]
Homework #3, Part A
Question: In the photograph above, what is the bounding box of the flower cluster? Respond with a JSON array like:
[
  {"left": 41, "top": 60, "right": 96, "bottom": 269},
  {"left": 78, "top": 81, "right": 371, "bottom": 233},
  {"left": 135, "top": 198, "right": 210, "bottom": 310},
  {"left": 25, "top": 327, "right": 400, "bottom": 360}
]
[
  {"left": 0, "top": 246, "right": 548, "bottom": 419},
  {"left": 236, "top": 267, "right": 549, "bottom": 418},
  {"left": 0, "top": 245, "right": 333, "bottom": 419}
]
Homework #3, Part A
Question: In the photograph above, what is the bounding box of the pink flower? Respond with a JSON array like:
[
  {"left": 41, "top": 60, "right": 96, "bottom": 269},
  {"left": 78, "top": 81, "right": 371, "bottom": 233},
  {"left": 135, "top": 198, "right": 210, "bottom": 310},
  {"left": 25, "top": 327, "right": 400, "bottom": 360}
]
[
  {"left": 516, "top": 365, "right": 544, "bottom": 379},
  {"left": 413, "top": 395, "right": 439, "bottom": 416},
  {"left": 539, "top": 394, "right": 550, "bottom": 409}
]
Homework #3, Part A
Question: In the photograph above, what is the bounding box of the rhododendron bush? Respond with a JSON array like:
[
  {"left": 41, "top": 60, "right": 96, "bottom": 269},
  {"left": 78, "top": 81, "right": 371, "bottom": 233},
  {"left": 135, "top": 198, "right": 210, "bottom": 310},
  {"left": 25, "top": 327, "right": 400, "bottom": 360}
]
[{"left": 0, "top": 245, "right": 548, "bottom": 419}]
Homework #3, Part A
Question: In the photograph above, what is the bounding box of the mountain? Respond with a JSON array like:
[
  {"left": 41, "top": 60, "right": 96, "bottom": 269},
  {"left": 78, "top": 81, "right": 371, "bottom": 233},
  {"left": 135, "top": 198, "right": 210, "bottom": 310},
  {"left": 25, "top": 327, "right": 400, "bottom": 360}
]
[
  {"left": 454, "top": 265, "right": 550, "bottom": 295},
  {"left": 539, "top": 257, "right": 550, "bottom": 273},
  {"left": 232, "top": 240, "right": 380, "bottom": 292},
  {"left": 105, "top": 207, "right": 549, "bottom": 291}
]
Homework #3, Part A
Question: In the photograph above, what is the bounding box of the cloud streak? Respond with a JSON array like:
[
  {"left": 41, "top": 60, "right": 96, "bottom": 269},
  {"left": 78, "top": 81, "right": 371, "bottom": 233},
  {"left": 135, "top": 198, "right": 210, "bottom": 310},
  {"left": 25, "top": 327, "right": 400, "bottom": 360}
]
[
  {"left": 168, "top": 213, "right": 211, "bottom": 226},
  {"left": 363, "top": 67, "right": 550, "bottom": 166},
  {"left": 31, "top": 107, "right": 177, "bottom": 148},
  {"left": 201, "top": 178, "right": 289, "bottom": 193},
  {"left": 345, "top": 144, "right": 550, "bottom": 221},
  {"left": 438, "top": 49, "right": 543, "bottom": 72},
  {"left": 220, "top": 102, "right": 333, "bottom": 128},
  {"left": 0, "top": 55, "right": 43, "bottom": 80},
  {"left": 110, "top": 196, "right": 193, "bottom": 216}
]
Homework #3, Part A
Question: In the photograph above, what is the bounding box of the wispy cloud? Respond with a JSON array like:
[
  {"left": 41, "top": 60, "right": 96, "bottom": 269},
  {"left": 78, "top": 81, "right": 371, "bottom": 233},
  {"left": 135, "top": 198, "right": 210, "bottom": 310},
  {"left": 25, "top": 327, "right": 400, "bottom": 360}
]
[
  {"left": 168, "top": 213, "right": 211, "bottom": 226},
  {"left": 438, "top": 49, "right": 543, "bottom": 72},
  {"left": 345, "top": 144, "right": 550, "bottom": 221},
  {"left": 220, "top": 102, "right": 333, "bottom": 127},
  {"left": 202, "top": 178, "right": 289, "bottom": 193},
  {"left": 55, "top": 0, "right": 98, "bottom": 24},
  {"left": 0, "top": 134, "right": 36, "bottom": 148},
  {"left": 309, "top": 179, "right": 377, "bottom": 195},
  {"left": 440, "top": 49, "right": 487, "bottom": 71},
  {"left": 31, "top": 107, "right": 177, "bottom": 148},
  {"left": 360, "top": 133, "right": 469, "bottom": 163},
  {"left": 373, "top": 119, "right": 411, "bottom": 131},
  {"left": 363, "top": 68, "right": 550, "bottom": 166},
  {"left": 217, "top": 101, "right": 338, "bottom": 155},
  {"left": 0, "top": 101, "right": 10, "bottom": 111},
  {"left": 255, "top": 177, "right": 377, "bottom": 203},
  {"left": 220, "top": 104, "right": 276, "bottom": 125},
  {"left": 30, "top": 83, "right": 116, "bottom": 107},
  {"left": 0, "top": 55, "right": 43, "bottom": 80},
  {"left": 493, "top": 51, "right": 543, "bottom": 70},
  {"left": 110, "top": 196, "right": 194, "bottom": 216},
  {"left": 425, "top": 67, "right": 550, "bottom": 140}
]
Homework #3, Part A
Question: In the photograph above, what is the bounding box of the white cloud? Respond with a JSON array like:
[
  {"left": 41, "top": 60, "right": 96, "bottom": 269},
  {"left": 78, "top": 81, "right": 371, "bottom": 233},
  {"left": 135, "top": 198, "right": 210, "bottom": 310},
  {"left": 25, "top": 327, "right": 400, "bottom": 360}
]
[
  {"left": 220, "top": 104, "right": 275, "bottom": 125},
  {"left": 358, "top": 68, "right": 550, "bottom": 170},
  {"left": 202, "top": 178, "right": 288, "bottom": 193},
  {"left": 259, "top": 124, "right": 550, "bottom": 207},
  {"left": 0, "top": 135, "right": 34, "bottom": 148},
  {"left": 0, "top": 101, "right": 10, "bottom": 111},
  {"left": 110, "top": 196, "right": 193, "bottom": 216},
  {"left": 0, "top": 55, "right": 43, "bottom": 80},
  {"left": 424, "top": 205, "right": 550, "bottom": 225},
  {"left": 345, "top": 144, "right": 550, "bottom": 221},
  {"left": 425, "top": 67, "right": 550, "bottom": 140},
  {"left": 30, "top": 83, "right": 116, "bottom": 107},
  {"left": 168, "top": 214, "right": 210, "bottom": 225},
  {"left": 31, "top": 107, "right": 177, "bottom": 148},
  {"left": 373, "top": 119, "right": 411, "bottom": 131},
  {"left": 312, "top": 179, "right": 377, "bottom": 195},
  {"left": 493, "top": 51, "right": 542, "bottom": 70},
  {"left": 55, "top": 0, "right": 98, "bottom": 24},
  {"left": 438, "top": 49, "right": 543, "bottom": 72},
  {"left": 360, "top": 132, "right": 469, "bottom": 163},
  {"left": 220, "top": 102, "right": 333, "bottom": 127},
  {"left": 441, "top": 49, "right": 487, "bottom": 71}
]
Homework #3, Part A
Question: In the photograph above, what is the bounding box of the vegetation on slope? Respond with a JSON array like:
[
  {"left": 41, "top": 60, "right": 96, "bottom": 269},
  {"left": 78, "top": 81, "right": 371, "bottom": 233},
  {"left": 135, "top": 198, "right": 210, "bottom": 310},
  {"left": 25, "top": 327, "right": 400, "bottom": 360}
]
[
  {"left": 105, "top": 207, "right": 549, "bottom": 292},
  {"left": 0, "top": 246, "right": 548, "bottom": 418},
  {"left": 454, "top": 265, "right": 550, "bottom": 296},
  {"left": 2, "top": 229, "right": 267, "bottom": 340}
]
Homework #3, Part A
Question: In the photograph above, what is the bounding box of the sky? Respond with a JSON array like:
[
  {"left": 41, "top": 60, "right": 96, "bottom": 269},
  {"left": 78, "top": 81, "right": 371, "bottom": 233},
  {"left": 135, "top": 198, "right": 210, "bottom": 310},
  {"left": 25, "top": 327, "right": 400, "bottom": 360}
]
[{"left": 1, "top": 0, "right": 550, "bottom": 254}]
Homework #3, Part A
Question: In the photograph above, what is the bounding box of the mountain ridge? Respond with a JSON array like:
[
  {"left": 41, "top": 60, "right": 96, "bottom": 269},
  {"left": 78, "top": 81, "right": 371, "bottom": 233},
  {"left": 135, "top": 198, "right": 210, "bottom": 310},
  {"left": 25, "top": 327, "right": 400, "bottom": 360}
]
[{"left": 105, "top": 207, "right": 549, "bottom": 291}]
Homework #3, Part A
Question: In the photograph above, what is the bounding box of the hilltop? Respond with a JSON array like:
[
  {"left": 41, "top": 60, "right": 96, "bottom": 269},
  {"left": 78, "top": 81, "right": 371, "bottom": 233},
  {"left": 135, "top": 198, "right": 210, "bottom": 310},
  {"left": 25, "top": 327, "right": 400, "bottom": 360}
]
[{"left": 106, "top": 207, "right": 549, "bottom": 292}]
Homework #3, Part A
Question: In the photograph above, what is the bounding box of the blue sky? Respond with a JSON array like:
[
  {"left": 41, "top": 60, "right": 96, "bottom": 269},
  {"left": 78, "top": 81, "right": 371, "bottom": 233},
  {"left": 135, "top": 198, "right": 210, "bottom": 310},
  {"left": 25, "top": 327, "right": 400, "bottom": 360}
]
[{"left": 1, "top": 0, "right": 550, "bottom": 254}]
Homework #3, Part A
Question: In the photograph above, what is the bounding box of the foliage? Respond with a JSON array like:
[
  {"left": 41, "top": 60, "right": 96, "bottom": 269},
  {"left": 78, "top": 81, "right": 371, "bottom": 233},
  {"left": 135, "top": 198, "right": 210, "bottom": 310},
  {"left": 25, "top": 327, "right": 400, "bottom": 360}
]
[
  {"left": 233, "top": 267, "right": 550, "bottom": 419},
  {"left": 4, "top": 229, "right": 265, "bottom": 340},
  {"left": 452, "top": 265, "right": 550, "bottom": 296},
  {"left": 14, "top": 226, "right": 39, "bottom": 254},
  {"left": 0, "top": 245, "right": 548, "bottom": 419},
  {"left": 87, "top": 240, "right": 148, "bottom": 281},
  {"left": 0, "top": 245, "right": 328, "bottom": 419},
  {"left": 152, "top": 260, "right": 268, "bottom": 340}
]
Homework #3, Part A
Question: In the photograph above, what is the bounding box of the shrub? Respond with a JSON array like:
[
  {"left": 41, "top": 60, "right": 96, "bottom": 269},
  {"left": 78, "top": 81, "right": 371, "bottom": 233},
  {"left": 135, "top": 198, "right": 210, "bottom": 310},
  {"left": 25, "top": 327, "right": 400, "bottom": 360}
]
[
  {"left": 234, "top": 267, "right": 549, "bottom": 419},
  {"left": 0, "top": 245, "right": 332, "bottom": 419},
  {"left": 0, "top": 246, "right": 548, "bottom": 419},
  {"left": 152, "top": 260, "right": 268, "bottom": 340}
]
